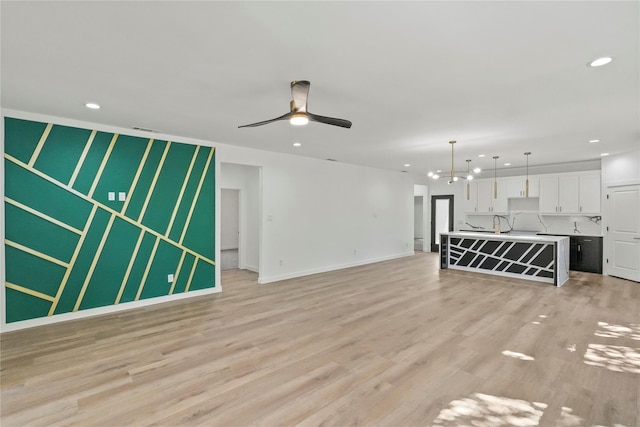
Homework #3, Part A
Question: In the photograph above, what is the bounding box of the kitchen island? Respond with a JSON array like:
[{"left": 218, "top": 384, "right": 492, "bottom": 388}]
[{"left": 440, "top": 232, "right": 570, "bottom": 286}]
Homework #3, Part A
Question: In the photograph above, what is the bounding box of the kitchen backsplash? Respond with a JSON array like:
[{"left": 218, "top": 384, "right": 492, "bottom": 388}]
[{"left": 462, "top": 198, "right": 603, "bottom": 236}]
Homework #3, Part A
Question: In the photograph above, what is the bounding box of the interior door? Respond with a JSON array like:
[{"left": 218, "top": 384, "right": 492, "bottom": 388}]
[
  {"left": 431, "top": 195, "right": 454, "bottom": 252},
  {"left": 607, "top": 184, "right": 640, "bottom": 282}
]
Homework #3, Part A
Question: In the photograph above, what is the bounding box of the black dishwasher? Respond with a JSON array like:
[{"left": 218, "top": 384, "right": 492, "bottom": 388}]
[{"left": 570, "top": 236, "right": 603, "bottom": 274}]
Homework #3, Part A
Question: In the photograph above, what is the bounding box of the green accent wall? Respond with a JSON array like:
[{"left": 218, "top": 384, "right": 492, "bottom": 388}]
[{"left": 3, "top": 117, "right": 216, "bottom": 323}]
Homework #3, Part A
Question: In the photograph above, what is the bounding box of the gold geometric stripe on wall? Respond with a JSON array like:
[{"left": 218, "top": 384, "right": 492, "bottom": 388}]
[
  {"left": 169, "top": 251, "right": 187, "bottom": 295},
  {"left": 49, "top": 205, "right": 99, "bottom": 315},
  {"left": 138, "top": 141, "right": 172, "bottom": 223},
  {"left": 166, "top": 145, "right": 200, "bottom": 237},
  {"left": 135, "top": 236, "right": 161, "bottom": 301},
  {"left": 115, "top": 228, "right": 146, "bottom": 304},
  {"left": 27, "top": 122, "right": 53, "bottom": 167},
  {"left": 5, "top": 239, "right": 70, "bottom": 268},
  {"left": 68, "top": 129, "right": 97, "bottom": 187},
  {"left": 5, "top": 197, "right": 83, "bottom": 235},
  {"left": 122, "top": 138, "right": 154, "bottom": 215},
  {"left": 73, "top": 213, "right": 117, "bottom": 311},
  {"left": 6, "top": 282, "right": 55, "bottom": 303},
  {"left": 180, "top": 147, "right": 214, "bottom": 245},
  {"left": 88, "top": 133, "right": 118, "bottom": 199}
]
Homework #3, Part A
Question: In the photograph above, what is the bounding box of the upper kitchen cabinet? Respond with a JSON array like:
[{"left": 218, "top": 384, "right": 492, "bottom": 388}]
[
  {"left": 468, "top": 178, "right": 507, "bottom": 215},
  {"left": 577, "top": 173, "right": 601, "bottom": 214},
  {"left": 506, "top": 176, "right": 539, "bottom": 198},
  {"left": 539, "top": 172, "right": 600, "bottom": 214}
]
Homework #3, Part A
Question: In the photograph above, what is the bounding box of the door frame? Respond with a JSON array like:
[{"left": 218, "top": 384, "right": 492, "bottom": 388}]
[
  {"left": 431, "top": 195, "right": 454, "bottom": 252},
  {"left": 606, "top": 184, "right": 640, "bottom": 282},
  {"left": 221, "top": 187, "right": 243, "bottom": 269}
]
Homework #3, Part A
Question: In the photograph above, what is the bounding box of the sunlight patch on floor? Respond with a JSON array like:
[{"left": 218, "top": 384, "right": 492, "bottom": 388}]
[
  {"left": 502, "top": 350, "right": 535, "bottom": 361},
  {"left": 556, "top": 406, "right": 584, "bottom": 426},
  {"left": 431, "top": 393, "right": 546, "bottom": 426},
  {"left": 595, "top": 322, "right": 640, "bottom": 340},
  {"left": 583, "top": 344, "right": 640, "bottom": 374}
]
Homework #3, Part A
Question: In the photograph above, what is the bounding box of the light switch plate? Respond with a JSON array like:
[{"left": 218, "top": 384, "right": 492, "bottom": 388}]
[
  {"left": 168, "top": 274, "right": 174, "bottom": 283},
  {"left": 108, "top": 192, "right": 115, "bottom": 201},
  {"left": 118, "top": 192, "right": 126, "bottom": 201}
]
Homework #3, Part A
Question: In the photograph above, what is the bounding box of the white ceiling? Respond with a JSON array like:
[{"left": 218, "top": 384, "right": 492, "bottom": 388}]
[{"left": 2, "top": 1, "right": 638, "bottom": 177}]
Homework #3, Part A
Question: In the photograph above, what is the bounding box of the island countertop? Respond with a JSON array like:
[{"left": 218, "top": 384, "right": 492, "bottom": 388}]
[
  {"left": 440, "top": 232, "right": 570, "bottom": 286},
  {"left": 443, "top": 231, "right": 569, "bottom": 243}
]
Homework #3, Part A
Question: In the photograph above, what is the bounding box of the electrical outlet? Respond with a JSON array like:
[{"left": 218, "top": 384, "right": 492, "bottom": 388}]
[
  {"left": 108, "top": 192, "right": 115, "bottom": 201},
  {"left": 168, "top": 274, "right": 174, "bottom": 283}
]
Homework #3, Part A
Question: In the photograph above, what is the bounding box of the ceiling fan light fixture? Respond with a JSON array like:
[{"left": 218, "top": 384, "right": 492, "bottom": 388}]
[
  {"left": 589, "top": 56, "right": 613, "bottom": 67},
  {"left": 290, "top": 113, "right": 309, "bottom": 126}
]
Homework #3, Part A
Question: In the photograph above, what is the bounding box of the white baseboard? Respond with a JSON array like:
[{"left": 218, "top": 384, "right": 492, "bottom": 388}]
[
  {"left": 257, "top": 252, "right": 414, "bottom": 284},
  {"left": 0, "top": 286, "right": 221, "bottom": 333},
  {"left": 243, "top": 264, "right": 259, "bottom": 273}
]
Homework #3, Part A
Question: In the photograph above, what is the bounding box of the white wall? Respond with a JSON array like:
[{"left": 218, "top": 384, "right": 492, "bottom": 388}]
[
  {"left": 602, "top": 149, "right": 640, "bottom": 187},
  {"left": 220, "top": 163, "right": 260, "bottom": 272},
  {"left": 219, "top": 145, "right": 415, "bottom": 283},
  {"left": 220, "top": 189, "right": 240, "bottom": 250}
]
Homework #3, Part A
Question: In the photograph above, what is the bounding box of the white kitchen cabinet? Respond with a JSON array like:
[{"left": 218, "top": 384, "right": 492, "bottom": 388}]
[
  {"left": 577, "top": 173, "right": 601, "bottom": 213},
  {"left": 539, "top": 173, "right": 600, "bottom": 214},
  {"left": 507, "top": 176, "right": 539, "bottom": 198},
  {"left": 539, "top": 176, "right": 559, "bottom": 213},
  {"left": 472, "top": 179, "right": 507, "bottom": 214}
]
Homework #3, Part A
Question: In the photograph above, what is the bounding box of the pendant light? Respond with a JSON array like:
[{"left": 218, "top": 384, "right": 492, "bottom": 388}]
[
  {"left": 524, "top": 152, "right": 531, "bottom": 198},
  {"left": 493, "top": 156, "right": 499, "bottom": 199},
  {"left": 429, "top": 140, "right": 480, "bottom": 183},
  {"left": 449, "top": 140, "right": 457, "bottom": 183},
  {"left": 465, "top": 159, "right": 472, "bottom": 200}
]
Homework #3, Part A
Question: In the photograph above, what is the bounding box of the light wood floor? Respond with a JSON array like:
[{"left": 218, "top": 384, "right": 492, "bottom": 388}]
[{"left": 1, "top": 252, "right": 639, "bottom": 426}]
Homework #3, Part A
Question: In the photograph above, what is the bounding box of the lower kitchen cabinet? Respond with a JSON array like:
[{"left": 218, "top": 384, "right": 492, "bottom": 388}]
[{"left": 570, "top": 236, "right": 603, "bottom": 274}]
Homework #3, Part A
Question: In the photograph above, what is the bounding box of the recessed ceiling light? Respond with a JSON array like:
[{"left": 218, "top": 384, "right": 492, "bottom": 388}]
[
  {"left": 589, "top": 57, "right": 613, "bottom": 67},
  {"left": 478, "top": 154, "right": 485, "bottom": 158},
  {"left": 427, "top": 171, "right": 434, "bottom": 177},
  {"left": 589, "top": 139, "right": 600, "bottom": 143},
  {"left": 473, "top": 167, "right": 481, "bottom": 173},
  {"left": 504, "top": 163, "right": 511, "bottom": 166},
  {"left": 601, "top": 153, "right": 610, "bottom": 156},
  {"left": 85, "top": 102, "right": 101, "bottom": 109},
  {"left": 404, "top": 163, "right": 411, "bottom": 167},
  {"left": 293, "top": 142, "right": 301, "bottom": 147},
  {"left": 436, "top": 170, "right": 442, "bottom": 173}
]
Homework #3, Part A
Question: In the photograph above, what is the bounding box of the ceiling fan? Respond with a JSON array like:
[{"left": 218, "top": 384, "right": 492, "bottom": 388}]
[{"left": 238, "top": 80, "right": 352, "bottom": 129}]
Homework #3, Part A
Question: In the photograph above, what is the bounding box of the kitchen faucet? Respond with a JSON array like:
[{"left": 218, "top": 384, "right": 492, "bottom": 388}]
[{"left": 493, "top": 215, "right": 501, "bottom": 234}]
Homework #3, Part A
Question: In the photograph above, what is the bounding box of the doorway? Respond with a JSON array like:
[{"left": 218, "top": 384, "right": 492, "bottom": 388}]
[
  {"left": 221, "top": 188, "right": 240, "bottom": 270},
  {"left": 431, "top": 195, "right": 454, "bottom": 252},
  {"left": 607, "top": 184, "right": 640, "bottom": 282},
  {"left": 414, "top": 196, "right": 424, "bottom": 251}
]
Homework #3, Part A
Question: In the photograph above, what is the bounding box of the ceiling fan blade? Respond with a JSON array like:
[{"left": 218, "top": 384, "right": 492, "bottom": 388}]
[
  {"left": 291, "top": 80, "right": 310, "bottom": 112},
  {"left": 238, "top": 111, "right": 292, "bottom": 128},
  {"left": 307, "top": 112, "right": 352, "bottom": 129}
]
